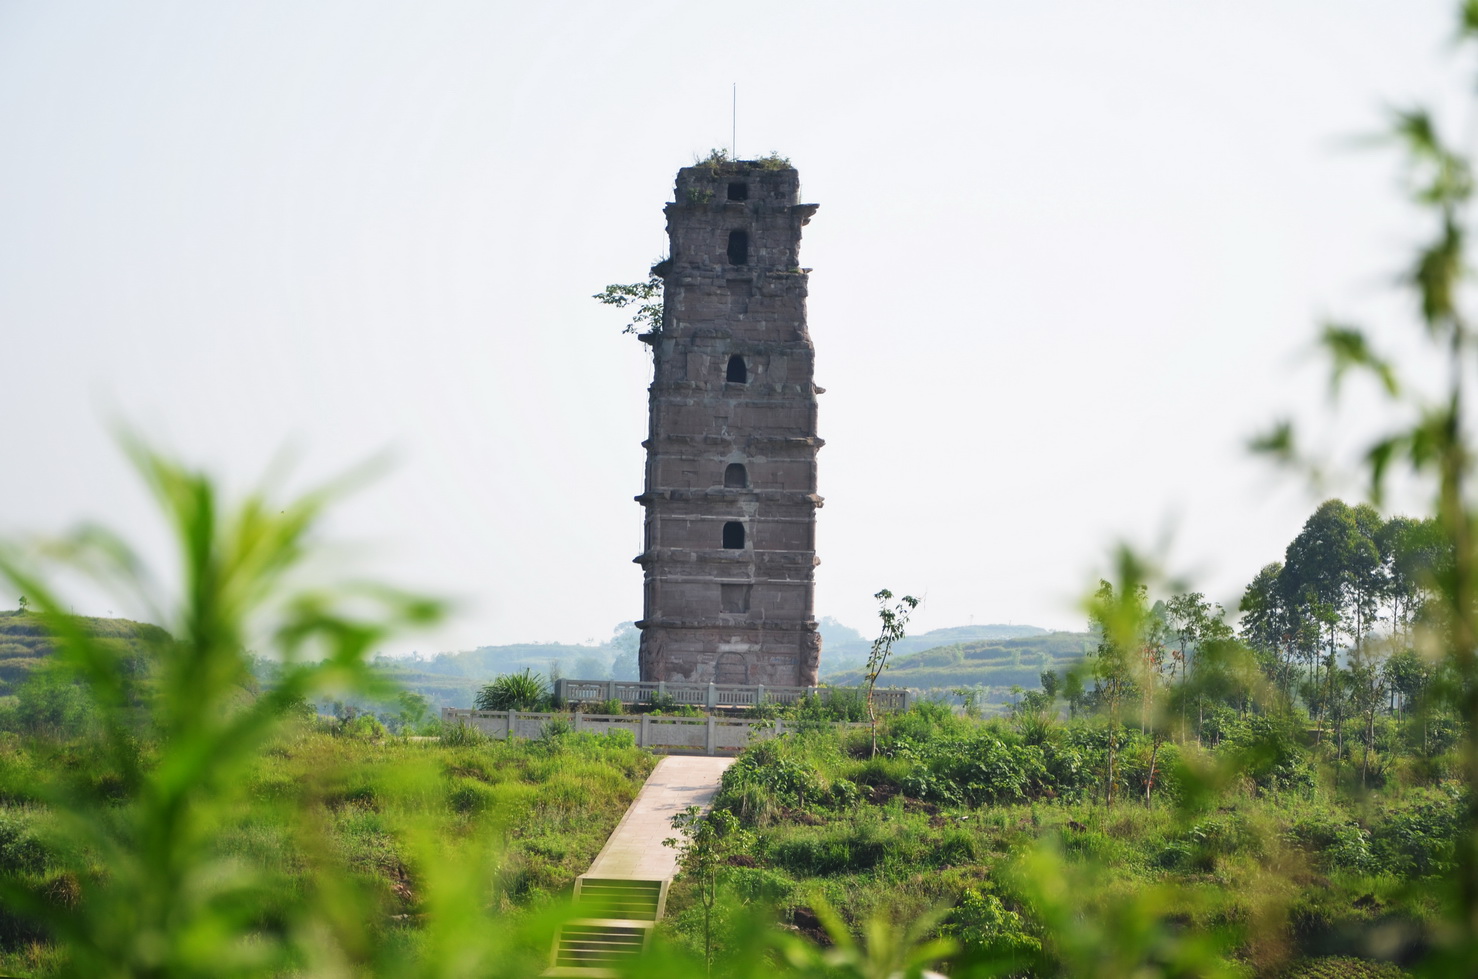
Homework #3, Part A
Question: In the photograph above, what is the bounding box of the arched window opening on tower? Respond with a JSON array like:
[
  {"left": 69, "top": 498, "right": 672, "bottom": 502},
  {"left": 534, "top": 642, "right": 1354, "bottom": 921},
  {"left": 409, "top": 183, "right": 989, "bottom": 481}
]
[
  {"left": 727, "top": 230, "right": 749, "bottom": 265},
  {"left": 724, "top": 463, "right": 748, "bottom": 488},
  {"left": 722, "top": 521, "right": 745, "bottom": 549},
  {"left": 726, "top": 355, "right": 747, "bottom": 383},
  {"left": 727, "top": 182, "right": 748, "bottom": 201}
]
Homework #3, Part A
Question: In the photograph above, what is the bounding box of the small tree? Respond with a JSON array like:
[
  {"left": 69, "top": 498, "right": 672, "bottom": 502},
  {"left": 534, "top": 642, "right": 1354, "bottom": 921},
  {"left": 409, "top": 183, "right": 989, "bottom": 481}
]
[
  {"left": 592, "top": 274, "right": 664, "bottom": 336},
  {"left": 1087, "top": 577, "right": 1151, "bottom": 807},
  {"left": 663, "top": 804, "right": 752, "bottom": 974},
  {"left": 16, "top": 594, "right": 27, "bottom": 613},
  {"left": 863, "top": 588, "right": 919, "bottom": 758}
]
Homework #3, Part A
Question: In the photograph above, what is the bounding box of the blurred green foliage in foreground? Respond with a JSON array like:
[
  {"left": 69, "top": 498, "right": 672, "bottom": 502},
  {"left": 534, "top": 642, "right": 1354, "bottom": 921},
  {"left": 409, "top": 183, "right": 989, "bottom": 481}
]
[{"left": 9, "top": 3, "right": 1478, "bottom": 976}]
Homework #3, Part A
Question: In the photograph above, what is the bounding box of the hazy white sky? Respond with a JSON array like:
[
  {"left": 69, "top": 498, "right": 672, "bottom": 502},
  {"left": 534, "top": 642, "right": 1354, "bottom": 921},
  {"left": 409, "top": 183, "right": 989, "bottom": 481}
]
[{"left": 0, "top": 1, "right": 1463, "bottom": 654}]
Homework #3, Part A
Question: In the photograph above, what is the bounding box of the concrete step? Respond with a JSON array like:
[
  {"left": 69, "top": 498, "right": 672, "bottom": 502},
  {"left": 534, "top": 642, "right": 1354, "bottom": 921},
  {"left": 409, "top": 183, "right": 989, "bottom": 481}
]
[
  {"left": 574, "top": 876, "right": 666, "bottom": 921},
  {"left": 545, "top": 918, "right": 654, "bottom": 976},
  {"left": 543, "top": 755, "right": 733, "bottom": 976}
]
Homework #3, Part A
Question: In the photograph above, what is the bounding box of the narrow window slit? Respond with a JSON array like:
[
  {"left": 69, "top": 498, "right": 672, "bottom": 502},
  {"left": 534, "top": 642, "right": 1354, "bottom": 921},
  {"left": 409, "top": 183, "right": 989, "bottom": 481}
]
[
  {"left": 726, "top": 355, "right": 747, "bottom": 383},
  {"left": 727, "top": 230, "right": 749, "bottom": 265},
  {"left": 722, "top": 522, "right": 745, "bottom": 549}
]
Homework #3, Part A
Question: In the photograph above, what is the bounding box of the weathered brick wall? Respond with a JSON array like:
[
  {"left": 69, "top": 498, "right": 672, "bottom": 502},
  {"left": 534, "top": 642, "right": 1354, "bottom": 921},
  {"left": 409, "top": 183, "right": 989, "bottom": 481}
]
[{"left": 636, "top": 162, "right": 823, "bottom": 687}]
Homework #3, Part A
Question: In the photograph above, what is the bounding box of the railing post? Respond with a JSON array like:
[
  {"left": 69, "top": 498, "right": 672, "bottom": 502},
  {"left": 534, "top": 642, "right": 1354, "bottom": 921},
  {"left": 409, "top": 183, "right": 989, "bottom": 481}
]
[
  {"left": 640, "top": 713, "right": 649, "bottom": 750},
  {"left": 607, "top": 680, "right": 616, "bottom": 702},
  {"left": 706, "top": 715, "right": 716, "bottom": 756},
  {"left": 506, "top": 709, "right": 515, "bottom": 740},
  {"left": 707, "top": 682, "right": 717, "bottom": 710},
  {"left": 657, "top": 680, "right": 666, "bottom": 701},
  {"left": 756, "top": 684, "right": 765, "bottom": 708},
  {"left": 573, "top": 712, "right": 583, "bottom": 733}
]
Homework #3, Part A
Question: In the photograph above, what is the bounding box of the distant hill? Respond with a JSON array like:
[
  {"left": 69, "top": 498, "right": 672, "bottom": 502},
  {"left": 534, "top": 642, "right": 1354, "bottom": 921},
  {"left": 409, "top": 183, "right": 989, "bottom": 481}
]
[
  {"left": 366, "top": 642, "right": 627, "bottom": 710},
  {"left": 0, "top": 610, "right": 170, "bottom": 696},
  {"left": 819, "top": 620, "right": 1049, "bottom": 674},
  {"left": 2, "top": 609, "right": 1084, "bottom": 712},
  {"left": 346, "top": 622, "right": 1067, "bottom": 711},
  {"left": 822, "top": 630, "right": 1092, "bottom": 693},
  {"left": 367, "top": 622, "right": 1066, "bottom": 710}
]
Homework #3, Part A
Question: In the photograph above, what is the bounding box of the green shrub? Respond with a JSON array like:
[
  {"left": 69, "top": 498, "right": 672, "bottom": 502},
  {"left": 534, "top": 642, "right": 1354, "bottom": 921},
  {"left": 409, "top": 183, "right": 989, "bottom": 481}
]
[
  {"left": 12, "top": 667, "right": 95, "bottom": 737},
  {"left": 921, "top": 734, "right": 1048, "bottom": 806},
  {"left": 438, "top": 719, "right": 489, "bottom": 746},
  {"left": 342, "top": 713, "right": 388, "bottom": 740},
  {"left": 829, "top": 778, "right": 860, "bottom": 808},
  {"left": 600, "top": 727, "right": 635, "bottom": 749},
  {"left": 1216, "top": 714, "right": 1315, "bottom": 792},
  {"left": 1370, "top": 794, "right": 1461, "bottom": 878},
  {"left": 0, "top": 811, "right": 48, "bottom": 875},
  {"left": 769, "top": 827, "right": 887, "bottom": 876},
  {"left": 1279, "top": 955, "right": 1409, "bottom": 978},
  {"left": 944, "top": 886, "right": 1042, "bottom": 961},
  {"left": 745, "top": 698, "right": 785, "bottom": 721},
  {"left": 721, "top": 750, "right": 822, "bottom": 810},
  {"left": 474, "top": 669, "right": 549, "bottom": 711},
  {"left": 932, "top": 827, "right": 979, "bottom": 865},
  {"left": 646, "top": 692, "right": 679, "bottom": 712},
  {"left": 447, "top": 777, "right": 498, "bottom": 815},
  {"left": 885, "top": 701, "right": 963, "bottom": 744},
  {"left": 1041, "top": 738, "right": 1094, "bottom": 801},
  {"left": 725, "top": 865, "right": 795, "bottom": 904},
  {"left": 794, "top": 688, "right": 866, "bottom": 723}
]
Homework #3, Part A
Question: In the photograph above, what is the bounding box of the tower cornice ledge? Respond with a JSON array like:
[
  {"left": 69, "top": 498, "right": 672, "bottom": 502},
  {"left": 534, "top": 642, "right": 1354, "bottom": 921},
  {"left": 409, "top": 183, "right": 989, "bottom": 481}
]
[
  {"left": 637, "top": 618, "right": 818, "bottom": 632},
  {"left": 634, "top": 489, "right": 823, "bottom": 506},
  {"left": 633, "top": 548, "right": 819, "bottom": 568}
]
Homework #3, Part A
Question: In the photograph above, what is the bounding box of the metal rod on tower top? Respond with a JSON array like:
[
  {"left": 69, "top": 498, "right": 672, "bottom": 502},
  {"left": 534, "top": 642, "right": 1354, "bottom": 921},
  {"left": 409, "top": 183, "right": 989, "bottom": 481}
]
[{"left": 732, "top": 83, "right": 736, "bottom": 159}]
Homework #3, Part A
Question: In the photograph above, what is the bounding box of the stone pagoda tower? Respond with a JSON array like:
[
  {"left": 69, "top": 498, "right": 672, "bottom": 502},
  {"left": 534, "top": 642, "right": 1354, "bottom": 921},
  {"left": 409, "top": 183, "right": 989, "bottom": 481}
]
[{"left": 635, "top": 160, "right": 823, "bottom": 687}]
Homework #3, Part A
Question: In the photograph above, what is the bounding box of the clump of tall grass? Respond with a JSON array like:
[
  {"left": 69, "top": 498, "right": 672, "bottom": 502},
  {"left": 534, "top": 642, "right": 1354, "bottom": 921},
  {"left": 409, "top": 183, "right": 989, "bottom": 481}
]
[{"left": 474, "top": 669, "right": 550, "bottom": 711}]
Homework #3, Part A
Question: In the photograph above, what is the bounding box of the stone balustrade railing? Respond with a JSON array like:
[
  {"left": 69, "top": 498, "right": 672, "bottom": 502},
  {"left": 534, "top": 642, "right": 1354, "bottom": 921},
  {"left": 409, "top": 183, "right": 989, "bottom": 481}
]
[
  {"left": 441, "top": 708, "right": 848, "bottom": 756},
  {"left": 550, "top": 679, "right": 913, "bottom": 713}
]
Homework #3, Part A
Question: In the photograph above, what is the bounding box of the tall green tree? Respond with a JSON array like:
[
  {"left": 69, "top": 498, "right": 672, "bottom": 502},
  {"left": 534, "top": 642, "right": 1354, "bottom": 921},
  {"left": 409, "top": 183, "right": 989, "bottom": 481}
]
[
  {"left": 1086, "top": 578, "right": 1147, "bottom": 806},
  {"left": 1379, "top": 515, "right": 1448, "bottom": 639},
  {"left": 1165, "top": 591, "right": 1211, "bottom": 740},
  {"left": 1348, "top": 502, "right": 1387, "bottom": 648},
  {"left": 1281, "top": 500, "right": 1358, "bottom": 661},
  {"left": 1252, "top": 8, "right": 1478, "bottom": 960}
]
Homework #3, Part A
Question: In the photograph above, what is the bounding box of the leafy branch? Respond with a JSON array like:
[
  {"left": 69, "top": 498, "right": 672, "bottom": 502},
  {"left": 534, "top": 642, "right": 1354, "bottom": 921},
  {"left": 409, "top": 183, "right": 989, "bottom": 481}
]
[
  {"left": 863, "top": 588, "right": 919, "bottom": 758},
  {"left": 593, "top": 273, "right": 664, "bottom": 337}
]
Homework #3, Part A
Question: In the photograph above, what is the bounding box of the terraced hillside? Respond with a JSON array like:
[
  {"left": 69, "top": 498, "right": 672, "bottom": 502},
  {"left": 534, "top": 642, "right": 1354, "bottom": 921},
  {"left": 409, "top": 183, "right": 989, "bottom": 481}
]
[
  {"left": 822, "top": 630, "right": 1092, "bottom": 692},
  {"left": 0, "top": 611, "right": 169, "bottom": 696}
]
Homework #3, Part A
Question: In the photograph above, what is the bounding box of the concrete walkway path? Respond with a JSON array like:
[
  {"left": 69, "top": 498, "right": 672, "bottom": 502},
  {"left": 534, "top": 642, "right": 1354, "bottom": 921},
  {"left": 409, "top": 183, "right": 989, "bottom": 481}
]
[
  {"left": 585, "top": 754, "right": 734, "bottom": 880},
  {"left": 547, "top": 755, "right": 735, "bottom": 974}
]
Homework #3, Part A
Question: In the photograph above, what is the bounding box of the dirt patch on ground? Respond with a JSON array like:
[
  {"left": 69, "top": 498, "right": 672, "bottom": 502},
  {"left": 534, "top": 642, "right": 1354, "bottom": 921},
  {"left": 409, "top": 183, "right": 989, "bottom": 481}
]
[
  {"left": 787, "top": 905, "right": 831, "bottom": 946},
  {"left": 902, "top": 797, "right": 939, "bottom": 817}
]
